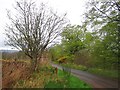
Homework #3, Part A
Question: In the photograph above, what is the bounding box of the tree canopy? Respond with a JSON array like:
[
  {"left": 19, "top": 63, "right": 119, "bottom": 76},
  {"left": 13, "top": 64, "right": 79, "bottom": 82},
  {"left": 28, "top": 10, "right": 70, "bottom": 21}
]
[
  {"left": 50, "top": 0, "right": 119, "bottom": 70},
  {"left": 5, "top": 0, "right": 68, "bottom": 71}
]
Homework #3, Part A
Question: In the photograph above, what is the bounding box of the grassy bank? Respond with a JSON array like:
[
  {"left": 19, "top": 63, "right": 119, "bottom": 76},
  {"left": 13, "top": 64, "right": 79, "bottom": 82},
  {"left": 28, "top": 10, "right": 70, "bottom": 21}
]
[
  {"left": 14, "top": 63, "right": 92, "bottom": 88},
  {"left": 87, "top": 68, "right": 118, "bottom": 79}
]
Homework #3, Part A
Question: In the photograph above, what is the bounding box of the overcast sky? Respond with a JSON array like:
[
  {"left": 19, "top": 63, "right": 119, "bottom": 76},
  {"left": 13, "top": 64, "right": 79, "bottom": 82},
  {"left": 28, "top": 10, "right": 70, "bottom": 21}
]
[{"left": 0, "top": 0, "right": 88, "bottom": 50}]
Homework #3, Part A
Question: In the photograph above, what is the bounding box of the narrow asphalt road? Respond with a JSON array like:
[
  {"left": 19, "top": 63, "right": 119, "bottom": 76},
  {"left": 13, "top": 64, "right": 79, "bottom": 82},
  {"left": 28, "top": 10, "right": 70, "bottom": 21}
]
[{"left": 51, "top": 63, "right": 119, "bottom": 89}]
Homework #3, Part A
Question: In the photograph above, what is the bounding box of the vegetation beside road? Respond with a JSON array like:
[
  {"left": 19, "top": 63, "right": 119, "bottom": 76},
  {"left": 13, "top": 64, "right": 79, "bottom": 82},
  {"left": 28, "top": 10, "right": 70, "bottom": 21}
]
[
  {"left": 45, "top": 69, "right": 92, "bottom": 88},
  {"left": 49, "top": 0, "right": 119, "bottom": 80},
  {"left": 13, "top": 61, "right": 91, "bottom": 88}
]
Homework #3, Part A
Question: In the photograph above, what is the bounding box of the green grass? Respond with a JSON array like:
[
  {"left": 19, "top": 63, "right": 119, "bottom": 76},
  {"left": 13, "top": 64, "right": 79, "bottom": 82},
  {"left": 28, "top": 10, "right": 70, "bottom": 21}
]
[
  {"left": 45, "top": 69, "right": 92, "bottom": 88},
  {"left": 87, "top": 68, "right": 118, "bottom": 79}
]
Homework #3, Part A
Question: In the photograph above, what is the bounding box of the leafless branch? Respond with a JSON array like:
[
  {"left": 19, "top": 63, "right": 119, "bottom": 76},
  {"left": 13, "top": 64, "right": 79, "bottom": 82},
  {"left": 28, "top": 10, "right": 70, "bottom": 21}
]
[{"left": 5, "top": 0, "right": 68, "bottom": 71}]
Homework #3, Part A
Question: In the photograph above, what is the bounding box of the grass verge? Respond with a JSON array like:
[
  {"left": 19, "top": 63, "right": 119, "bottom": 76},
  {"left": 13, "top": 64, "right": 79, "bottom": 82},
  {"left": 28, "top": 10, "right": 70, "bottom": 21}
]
[
  {"left": 14, "top": 63, "right": 92, "bottom": 88},
  {"left": 45, "top": 69, "right": 92, "bottom": 88},
  {"left": 87, "top": 68, "right": 118, "bottom": 79}
]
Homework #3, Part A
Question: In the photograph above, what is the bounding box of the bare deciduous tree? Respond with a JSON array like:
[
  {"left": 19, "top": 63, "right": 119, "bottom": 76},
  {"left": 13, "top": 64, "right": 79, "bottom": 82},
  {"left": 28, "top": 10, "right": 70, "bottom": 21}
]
[{"left": 5, "top": 0, "right": 68, "bottom": 71}]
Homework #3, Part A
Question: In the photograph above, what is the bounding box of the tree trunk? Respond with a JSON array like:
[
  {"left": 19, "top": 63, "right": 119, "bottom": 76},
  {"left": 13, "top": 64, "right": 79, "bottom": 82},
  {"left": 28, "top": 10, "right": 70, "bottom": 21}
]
[{"left": 30, "top": 58, "right": 38, "bottom": 72}]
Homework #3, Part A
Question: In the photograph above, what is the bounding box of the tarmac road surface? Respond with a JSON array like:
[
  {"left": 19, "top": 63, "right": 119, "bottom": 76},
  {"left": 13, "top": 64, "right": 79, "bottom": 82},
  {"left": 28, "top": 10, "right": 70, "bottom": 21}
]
[{"left": 51, "top": 63, "right": 119, "bottom": 89}]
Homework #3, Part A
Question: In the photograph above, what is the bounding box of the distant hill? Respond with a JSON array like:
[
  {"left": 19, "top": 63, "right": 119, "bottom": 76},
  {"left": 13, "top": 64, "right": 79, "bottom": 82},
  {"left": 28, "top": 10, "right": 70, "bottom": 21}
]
[{"left": 0, "top": 50, "right": 19, "bottom": 53}]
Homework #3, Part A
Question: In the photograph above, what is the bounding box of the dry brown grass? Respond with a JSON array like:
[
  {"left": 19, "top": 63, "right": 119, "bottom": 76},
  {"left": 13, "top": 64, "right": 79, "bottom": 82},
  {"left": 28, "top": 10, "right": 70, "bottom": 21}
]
[
  {"left": 13, "top": 59, "right": 57, "bottom": 88},
  {"left": 2, "top": 58, "right": 58, "bottom": 88},
  {"left": 2, "top": 60, "right": 31, "bottom": 88}
]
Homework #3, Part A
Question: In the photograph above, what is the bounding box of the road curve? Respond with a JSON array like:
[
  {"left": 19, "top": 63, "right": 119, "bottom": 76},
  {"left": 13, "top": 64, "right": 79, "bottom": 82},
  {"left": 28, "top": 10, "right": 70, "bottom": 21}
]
[{"left": 51, "top": 63, "right": 119, "bottom": 89}]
